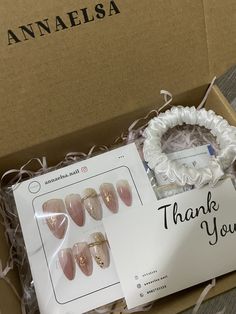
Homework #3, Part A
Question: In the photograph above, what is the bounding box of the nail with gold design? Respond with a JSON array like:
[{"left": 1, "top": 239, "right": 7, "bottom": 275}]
[
  {"left": 58, "top": 248, "right": 76, "bottom": 281},
  {"left": 73, "top": 242, "right": 93, "bottom": 276},
  {"left": 89, "top": 232, "right": 110, "bottom": 269},
  {"left": 65, "top": 194, "right": 85, "bottom": 227},
  {"left": 43, "top": 199, "right": 68, "bottom": 239},
  {"left": 99, "top": 183, "right": 119, "bottom": 213},
  {"left": 116, "top": 180, "right": 132, "bottom": 207},
  {"left": 82, "top": 188, "right": 102, "bottom": 220}
]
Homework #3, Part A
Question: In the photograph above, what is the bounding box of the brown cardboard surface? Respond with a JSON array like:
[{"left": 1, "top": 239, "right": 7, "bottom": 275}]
[
  {"left": 203, "top": 0, "right": 236, "bottom": 77},
  {"left": 0, "top": 1, "right": 236, "bottom": 313},
  {"left": 0, "top": 86, "right": 236, "bottom": 314},
  {"left": 206, "top": 85, "right": 236, "bottom": 125},
  {"left": 0, "top": 224, "right": 22, "bottom": 314},
  {"left": 0, "top": 280, "right": 22, "bottom": 314},
  {"left": 0, "top": 85, "right": 220, "bottom": 176},
  {"left": 1, "top": 0, "right": 235, "bottom": 160}
]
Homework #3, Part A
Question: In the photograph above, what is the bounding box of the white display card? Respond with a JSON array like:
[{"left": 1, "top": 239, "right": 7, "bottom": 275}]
[
  {"left": 13, "top": 143, "right": 157, "bottom": 314},
  {"left": 104, "top": 179, "right": 236, "bottom": 309}
]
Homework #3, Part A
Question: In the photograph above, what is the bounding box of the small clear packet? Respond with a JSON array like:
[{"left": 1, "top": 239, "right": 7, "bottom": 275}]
[
  {"left": 134, "top": 128, "right": 222, "bottom": 201},
  {"left": 153, "top": 144, "right": 216, "bottom": 200}
]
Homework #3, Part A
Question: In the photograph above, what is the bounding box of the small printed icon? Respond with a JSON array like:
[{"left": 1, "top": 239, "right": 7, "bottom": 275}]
[
  {"left": 28, "top": 181, "right": 41, "bottom": 194},
  {"left": 140, "top": 293, "right": 144, "bottom": 298},
  {"left": 81, "top": 166, "right": 88, "bottom": 173},
  {"left": 137, "top": 284, "right": 141, "bottom": 289},
  {"left": 134, "top": 275, "right": 139, "bottom": 280}
]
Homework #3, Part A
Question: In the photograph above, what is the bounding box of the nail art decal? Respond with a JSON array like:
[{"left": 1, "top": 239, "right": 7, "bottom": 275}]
[
  {"left": 73, "top": 242, "right": 93, "bottom": 276},
  {"left": 116, "top": 180, "right": 132, "bottom": 207},
  {"left": 65, "top": 194, "right": 85, "bottom": 227},
  {"left": 58, "top": 248, "right": 76, "bottom": 281},
  {"left": 43, "top": 199, "right": 68, "bottom": 239},
  {"left": 99, "top": 183, "right": 119, "bottom": 213},
  {"left": 82, "top": 188, "right": 103, "bottom": 220},
  {"left": 89, "top": 232, "right": 110, "bottom": 269}
]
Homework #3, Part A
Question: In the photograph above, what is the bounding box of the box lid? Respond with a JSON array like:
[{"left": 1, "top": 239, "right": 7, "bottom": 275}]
[{"left": 0, "top": 0, "right": 235, "bottom": 158}]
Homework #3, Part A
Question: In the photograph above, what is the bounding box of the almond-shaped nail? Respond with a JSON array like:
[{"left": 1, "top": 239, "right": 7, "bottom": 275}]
[
  {"left": 73, "top": 242, "right": 93, "bottom": 276},
  {"left": 89, "top": 232, "right": 110, "bottom": 269},
  {"left": 58, "top": 248, "right": 75, "bottom": 280},
  {"left": 116, "top": 180, "right": 132, "bottom": 207},
  {"left": 82, "top": 188, "right": 102, "bottom": 220},
  {"left": 65, "top": 194, "right": 85, "bottom": 227},
  {"left": 99, "top": 183, "right": 119, "bottom": 213},
  {"left": 43, "top": 199, "right": 68, "bottom": 239}
]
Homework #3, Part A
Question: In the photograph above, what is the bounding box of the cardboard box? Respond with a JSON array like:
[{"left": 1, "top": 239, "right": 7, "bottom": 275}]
[{"left": 0, "top": 1, "right": 235, "bottom": 313}]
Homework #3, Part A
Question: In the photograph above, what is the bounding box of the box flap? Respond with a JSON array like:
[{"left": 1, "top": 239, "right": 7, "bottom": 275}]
[
  {"left": 0, "top": 0, "right": 235, "bottom": 158},
  {"left": 203, "top": 0, "right": 236, "bottom": 77}
]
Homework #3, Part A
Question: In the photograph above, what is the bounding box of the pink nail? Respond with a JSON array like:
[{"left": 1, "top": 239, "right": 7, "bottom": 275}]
[
  {"left": 58, "top": 248, "right": 75, "bottom": 281},
  {"left": 73, "top": 242, "right": 93, "bottom": 276},
  {"left": 43, "top": 199, "right": 68, "bottom": 239},
  {"left": 89, "top": 233, "right": 110, "bottom": 269},
  {"left": 65, "top": 194, "right": 85, "bottom": 227},
  {"left": 116, "top": 180, "right": 132, "bottom": 207},
  {"left": 82, "top": 188, "right": 102, "bottom": 220},
  {"left": 99, "top": 183, "right": 119, "bottom": 213}
]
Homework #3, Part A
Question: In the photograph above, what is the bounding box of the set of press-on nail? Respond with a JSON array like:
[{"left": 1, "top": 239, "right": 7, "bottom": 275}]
[
  {"left": 42, "top": 180, "right": 132, "bottom": 239},
  {"left": 41, "top": 180, "right": 132, "bottom": 281},
  {"left": 58, "top": 232, "right": 110, "bottom": 281}
]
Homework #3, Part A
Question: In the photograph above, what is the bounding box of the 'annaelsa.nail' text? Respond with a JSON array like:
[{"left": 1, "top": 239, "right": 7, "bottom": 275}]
[{"left": 157, "top": 191, "right": 236, "bottom": 246}]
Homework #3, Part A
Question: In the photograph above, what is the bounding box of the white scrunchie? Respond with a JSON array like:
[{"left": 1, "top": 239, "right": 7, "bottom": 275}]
[{"left": 143, "top": 106, "right": 236, "bottom": 187}]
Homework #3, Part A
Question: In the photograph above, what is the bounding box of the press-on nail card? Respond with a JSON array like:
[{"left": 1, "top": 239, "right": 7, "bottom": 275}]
[{"left": 13, "top": 143, "right": 157, "bottom": 314}]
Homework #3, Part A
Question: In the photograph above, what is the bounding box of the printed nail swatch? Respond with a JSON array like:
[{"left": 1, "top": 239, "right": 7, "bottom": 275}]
[
  {"left": 73, "top": 242, "right": 93, "bottom": 276},
  {"left": 99, "top": 183, "right": 119, "bottom": 213},
  {"left": 82, "top": 188, "right": 103, "bottom": 220},
  {"left": 89, "top": 232, "right": 110, "bottom": 269},
  {"left": 65, "top": 194, "right": 85, "bottom": 227},
  {"left": 43, "top": 199, "right": 68, "bottom": 239},
  {"left": 116, "top": 180, "right": 132, "bottom": 207},
  {"left": 58, "top": 248, "right": 76, "bottom": 281}
]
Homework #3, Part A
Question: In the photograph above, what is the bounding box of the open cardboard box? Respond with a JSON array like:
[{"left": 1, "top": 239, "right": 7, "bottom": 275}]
[{"left": 0, "top": 1, "right": 236, "bottom": 313}]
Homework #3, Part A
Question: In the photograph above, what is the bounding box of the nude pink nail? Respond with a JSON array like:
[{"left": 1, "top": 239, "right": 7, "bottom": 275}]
[
  {"left": 73, "top": 242, "right": 93, "bottom": 276},
  {"left": 116, "top": 180, "right": 132, "bottom": 207},
  {"left": 58, "top": 248, "right": 75, "bottom": 281},
  {"left": 89, "top": 232, "right": 110, "bottom": 269},
  {"left": 99, "top": 183, "right": 119, "bottom": 213},
  {"left": 65, "top": 194, "right": 85, "bottom": 227},
  {"left": 43, "top": 199, "right": 68, "bottom": 239},
  {"left": 82, "top": 188, "right": 102, "bottom": 220}
]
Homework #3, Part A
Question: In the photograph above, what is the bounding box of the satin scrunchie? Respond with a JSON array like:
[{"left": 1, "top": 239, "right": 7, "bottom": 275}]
[{"left": 143, "top": 106, "right": 236, "bottom": 187}]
